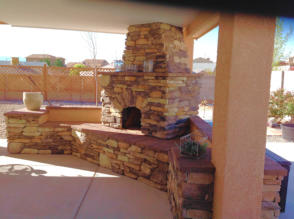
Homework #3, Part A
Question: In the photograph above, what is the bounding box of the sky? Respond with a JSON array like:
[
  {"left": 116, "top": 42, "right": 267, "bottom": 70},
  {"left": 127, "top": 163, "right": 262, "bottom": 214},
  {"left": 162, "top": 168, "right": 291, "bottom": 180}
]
[
  {"left": 0, "top": 16, "right": 294, "bottom": 64},
  {"left": 193, "top": 26, "right": 219, "bottom": 62},
  {"left": 193, "top": 17, "right": 294, "bottom": 63},
  {"left": 0, "top": 25, "right": 126, "bottom": 63},
  {"left": 279, "top": 17, "right": 294, "bottom": 58}
]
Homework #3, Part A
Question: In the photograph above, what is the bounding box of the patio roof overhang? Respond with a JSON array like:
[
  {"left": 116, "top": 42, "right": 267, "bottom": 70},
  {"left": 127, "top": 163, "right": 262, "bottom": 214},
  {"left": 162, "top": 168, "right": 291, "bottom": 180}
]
[
  {"left": 0, "top": 0, "right": 200, "bottom": 34},
  {"left": 0, "top": 1, "right": 279, "bottom": 218}
]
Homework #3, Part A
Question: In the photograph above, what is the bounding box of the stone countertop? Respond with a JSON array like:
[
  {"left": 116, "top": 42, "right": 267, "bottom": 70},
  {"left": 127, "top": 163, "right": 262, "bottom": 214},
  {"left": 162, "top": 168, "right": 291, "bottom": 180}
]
[
  {"left": 4, "top": 108, "right": 47, "bottom": 117},
  {"left": 170, "top": 146, "right": 287, "bottom": 176},
  {"left": 46, "top": 105, "right": 101, "bottom": 110},
  {"left": 169, "top": 147, "right": 215, "bottom": 173},
  {"left": 71, "top": 123, "right": 180, "bottom": 153},
  {"left": 96, "top": 71, "right": 201, "bottom": 77},
  {"left": 190, "top": 116, "right": 212, "bottom": 142},
  {"left": 4, "top": 105, "right": 102, "bottom": 117},
  {"left": 264, "top": 156, "right": 288, "bottom": 176},
  {"left": 190, "top": 116, "right": 288, "bottom": 176}
]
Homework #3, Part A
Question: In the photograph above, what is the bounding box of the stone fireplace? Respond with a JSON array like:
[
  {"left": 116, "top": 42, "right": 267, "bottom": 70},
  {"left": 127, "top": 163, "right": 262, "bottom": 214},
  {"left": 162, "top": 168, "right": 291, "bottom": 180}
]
[
  {"left": 100, "top": 22, "right": 200, "bottom": 139},
  {"left": 122, "top": 107, "right": 141, "bottom": 129}
]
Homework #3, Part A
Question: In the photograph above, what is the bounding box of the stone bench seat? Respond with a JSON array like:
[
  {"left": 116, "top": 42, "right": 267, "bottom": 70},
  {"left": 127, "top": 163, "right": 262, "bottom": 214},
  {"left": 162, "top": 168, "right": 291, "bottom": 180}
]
[
  {"left": 4, "top": 108, "right": 288, "bottom": 218},
  {"left": 71, "top": 123, "right": 180, "bottom": 153}
]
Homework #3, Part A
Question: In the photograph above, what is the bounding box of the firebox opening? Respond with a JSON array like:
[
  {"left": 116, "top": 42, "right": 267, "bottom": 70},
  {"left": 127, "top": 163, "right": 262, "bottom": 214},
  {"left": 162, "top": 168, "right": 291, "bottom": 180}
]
[{"left": 122, "top": 107, "right": 141, "bottom": 129}]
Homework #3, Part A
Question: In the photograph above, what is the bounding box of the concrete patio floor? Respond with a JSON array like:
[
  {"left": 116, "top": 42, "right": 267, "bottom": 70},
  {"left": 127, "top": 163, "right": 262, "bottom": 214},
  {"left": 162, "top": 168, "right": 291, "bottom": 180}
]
[
  {"left": 1, "top": 136, "right": 293, "bottom": 219},
  {"left": 0, "top": 139, "right": 172, "bottom": 219}
]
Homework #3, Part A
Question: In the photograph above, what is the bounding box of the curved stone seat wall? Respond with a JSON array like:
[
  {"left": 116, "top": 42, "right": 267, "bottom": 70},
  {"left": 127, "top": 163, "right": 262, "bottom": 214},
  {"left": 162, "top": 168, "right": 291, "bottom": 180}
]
[
  {"left": 71, "top": 124, "right": 174, "bottom": 191},
  {"left": 4, "top": 108, "right": 288, "bottom": 219}
]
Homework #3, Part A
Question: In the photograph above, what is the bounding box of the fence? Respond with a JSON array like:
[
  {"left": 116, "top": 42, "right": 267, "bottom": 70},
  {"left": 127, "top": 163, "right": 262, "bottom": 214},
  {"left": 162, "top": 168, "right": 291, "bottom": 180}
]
[
  {"left": 271, "top": 71, "right": 294, "bottom": 92},
  {"left": 197, "top": 72, "right": 215, "bottom": 104},
  {"left": 0, "top": 65, "right": 115, "bottom": 103},
  {"left": 195, "top": 70, "right": 294, "bottom": 105}
]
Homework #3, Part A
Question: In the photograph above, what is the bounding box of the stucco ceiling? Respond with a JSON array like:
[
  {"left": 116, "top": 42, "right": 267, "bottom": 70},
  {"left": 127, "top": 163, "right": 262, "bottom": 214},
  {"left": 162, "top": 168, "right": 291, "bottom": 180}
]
[{"left": 0, "top": 0, "right": 199, "bottom": 34}]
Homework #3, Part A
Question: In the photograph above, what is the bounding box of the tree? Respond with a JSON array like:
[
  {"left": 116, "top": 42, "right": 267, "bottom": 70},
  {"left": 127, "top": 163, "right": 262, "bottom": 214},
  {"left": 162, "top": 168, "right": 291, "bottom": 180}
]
[
  {"left": 273, "top": 17, "right": 293, "bottom": 68},
  {"left": 69, "top": 63, "right": 86, "bottom": 76},
  {"left": 41, "top": 58, "right": 64, "bottom": 67},
  {"left": 41, "top": 58, "right": 51, "bottom": 66},
  {"left": 81, "top": 32, "right": 99, "bottom": 105},
  {"left": 54, "top": 59, "right": 64, "bottom": 67},
  {"left": 82, "top": 32, "right": 98, "bottom": 62}
]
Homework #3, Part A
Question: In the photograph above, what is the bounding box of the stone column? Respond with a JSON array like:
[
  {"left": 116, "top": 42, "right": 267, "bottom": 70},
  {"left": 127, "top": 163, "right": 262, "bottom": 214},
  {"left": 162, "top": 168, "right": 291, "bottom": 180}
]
[{"left": 211, "top": 13, "right": 276, "bottom": 218}]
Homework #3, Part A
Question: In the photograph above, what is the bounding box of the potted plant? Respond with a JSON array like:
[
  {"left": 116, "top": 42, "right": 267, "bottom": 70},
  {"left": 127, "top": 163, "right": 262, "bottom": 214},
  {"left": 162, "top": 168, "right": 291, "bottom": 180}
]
[
  {"left": 268, "top": 89, "right": 294, "bottom": 141},
  {"left": 281, "top": 99, "right": 294, "bottom": 141},
  {"left": 176, "top": 134, "right": 208, "bottom": 159}
]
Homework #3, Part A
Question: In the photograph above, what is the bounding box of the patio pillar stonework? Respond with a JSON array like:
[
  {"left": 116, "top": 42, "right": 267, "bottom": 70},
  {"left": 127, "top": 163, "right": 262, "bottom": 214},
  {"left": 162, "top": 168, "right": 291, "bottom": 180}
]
[{"left": 212, "top": 14, "right": 276, "bottom": 218}]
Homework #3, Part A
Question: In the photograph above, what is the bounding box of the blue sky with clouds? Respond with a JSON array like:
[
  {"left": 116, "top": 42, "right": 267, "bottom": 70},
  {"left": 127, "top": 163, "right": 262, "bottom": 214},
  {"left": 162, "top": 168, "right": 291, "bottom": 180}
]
[
  {"left": 193, "top": 26, "right": 219, "bottom": 62},
  {"left": 281, "top": 17, "right": 294, "bottom": 57},
  {"left": 1, "top": 17, "right": 294, "bottom": 64},
  {"left": 193, "top": 17, "right": 294, "bottom": 63}
]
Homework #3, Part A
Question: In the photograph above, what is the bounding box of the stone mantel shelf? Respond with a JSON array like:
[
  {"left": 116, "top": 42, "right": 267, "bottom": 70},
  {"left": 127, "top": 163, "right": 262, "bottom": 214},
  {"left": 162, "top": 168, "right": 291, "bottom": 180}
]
[
  {"left": 4, "top": 108, "right": 47, "bottom": 117},
  {"left": 46, "top": 105, "right": 101, "bottom": 110},
  {"left": 96, "top": 71, "right": 201, "bottom": 77}
]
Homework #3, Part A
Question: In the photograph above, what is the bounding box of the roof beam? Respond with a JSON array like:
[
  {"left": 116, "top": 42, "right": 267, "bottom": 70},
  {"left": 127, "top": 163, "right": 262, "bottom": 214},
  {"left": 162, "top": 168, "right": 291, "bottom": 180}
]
[{"left": 184, "top": 11, "right": 220, "bottom": 39}]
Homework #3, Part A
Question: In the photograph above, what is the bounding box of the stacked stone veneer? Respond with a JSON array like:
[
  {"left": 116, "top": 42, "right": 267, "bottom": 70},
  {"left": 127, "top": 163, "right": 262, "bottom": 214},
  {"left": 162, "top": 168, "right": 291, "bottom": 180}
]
[
  {"left": 168, "top": 147, "right": 214, "bottom": 219},
  {"left": 5, "top": 110, "right": 287, "bottom": 218},
  {"left": 123, "top": 22, "right": 190, "bottom": 73},
  {"left": 71, "top": 125, "right": 170, "bottom": 191},
  {"left": 262, "top": 162, "right": 286, "bottom": 219},
  {"left": 101, "top": 22, "right": 199, "bottom": 139},
  {"left": 167, "top": 116, "right": 287, "bottom": 219},
  {"left": 5, "top": 111, "right": 72, "bottom": 155},
  {"left": 100, "top": 73, "right": 199, "bottom": 139}
]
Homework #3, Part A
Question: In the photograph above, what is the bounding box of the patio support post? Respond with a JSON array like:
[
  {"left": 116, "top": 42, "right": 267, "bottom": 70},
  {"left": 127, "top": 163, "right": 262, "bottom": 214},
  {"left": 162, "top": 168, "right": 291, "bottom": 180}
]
[
  {"left": 183, "top": 27, "right": 194, "bottom": 73},
  {"left": 42, "top": 64, "right": 48, "bottom": 102},
  {"left": 211, "top": 13, "right": 276, "bottom": 218}
]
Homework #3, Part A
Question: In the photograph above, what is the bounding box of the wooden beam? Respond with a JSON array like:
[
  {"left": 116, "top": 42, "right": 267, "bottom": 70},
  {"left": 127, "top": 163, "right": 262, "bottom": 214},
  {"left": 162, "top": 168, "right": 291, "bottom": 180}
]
[
  {"left": 185, "top": 11, "right": 220, "bottom": 39},
  {"left": 183, "top": 27, "right": 194, "bottom": 73}
]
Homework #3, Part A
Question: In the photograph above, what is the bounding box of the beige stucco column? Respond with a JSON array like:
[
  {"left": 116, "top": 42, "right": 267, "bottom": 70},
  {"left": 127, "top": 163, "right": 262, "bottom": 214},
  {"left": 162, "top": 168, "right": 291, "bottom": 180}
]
[
  {"left": 183, "top": 27, "right": 194, "bottom": 72},
  {"left": 212, "top": 13, "right": 276, "bottom": 218}
]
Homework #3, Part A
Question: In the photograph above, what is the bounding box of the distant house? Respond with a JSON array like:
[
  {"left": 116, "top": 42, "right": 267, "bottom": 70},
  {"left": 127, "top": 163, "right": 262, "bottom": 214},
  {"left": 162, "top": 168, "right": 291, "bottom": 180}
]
[
  {"left": 273, "top": 59, "right": 291, "bottom": 71},
  {"left": 288, "top": 57, "right": 294, "bottom": 71},
  {"left": 193, "top": 57, "right": 216, "bottom": 73},
  {"left": 0, "top": 57, "right": 44, "bottom": 74},
  {"left": 0, "top": 58, "right": 46, "bottom": 67},
  {"left": 26, "top": 54, "right": 65, "bottom": 66},
  {"left": 66, "top": 62, "right": 83, "bottom": 67},
  {"left": 101, "top": 60, "right": 123, "bottom": 69},
  {"left": 82, "top": 59, "right": 109, "bottom": 68},
  {"left": 193, "top": 57, "right": 213, "bottom": 63}
]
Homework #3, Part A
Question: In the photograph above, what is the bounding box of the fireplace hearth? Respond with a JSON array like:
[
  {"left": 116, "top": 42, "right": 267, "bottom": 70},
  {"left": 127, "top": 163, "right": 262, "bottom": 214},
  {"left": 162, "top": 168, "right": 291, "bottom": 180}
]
[{"left": 122, "top": 107, "right": 141, "bottom": 129}]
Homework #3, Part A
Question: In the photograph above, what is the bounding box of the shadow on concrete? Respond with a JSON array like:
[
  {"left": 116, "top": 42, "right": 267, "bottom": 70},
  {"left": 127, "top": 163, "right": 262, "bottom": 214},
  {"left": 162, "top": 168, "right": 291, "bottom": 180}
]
[{"left": 0, "top": 164, "right": 47, "bottom": 176}]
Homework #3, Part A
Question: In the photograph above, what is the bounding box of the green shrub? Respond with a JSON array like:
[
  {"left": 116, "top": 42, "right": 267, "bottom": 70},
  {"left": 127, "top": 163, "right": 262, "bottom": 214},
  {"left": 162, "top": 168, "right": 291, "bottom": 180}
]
[
  {"left": 69, "top": 64, "right": 86, "bottom": 76},
  {"left": 268, "top": 89, "right": 294, "bottom": 122},
  {"left": 40, "top": 58, "right": 51, "bottom": 66},
  {"left": 54, "top": 59, "right": 64, "bottom": 67}
]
